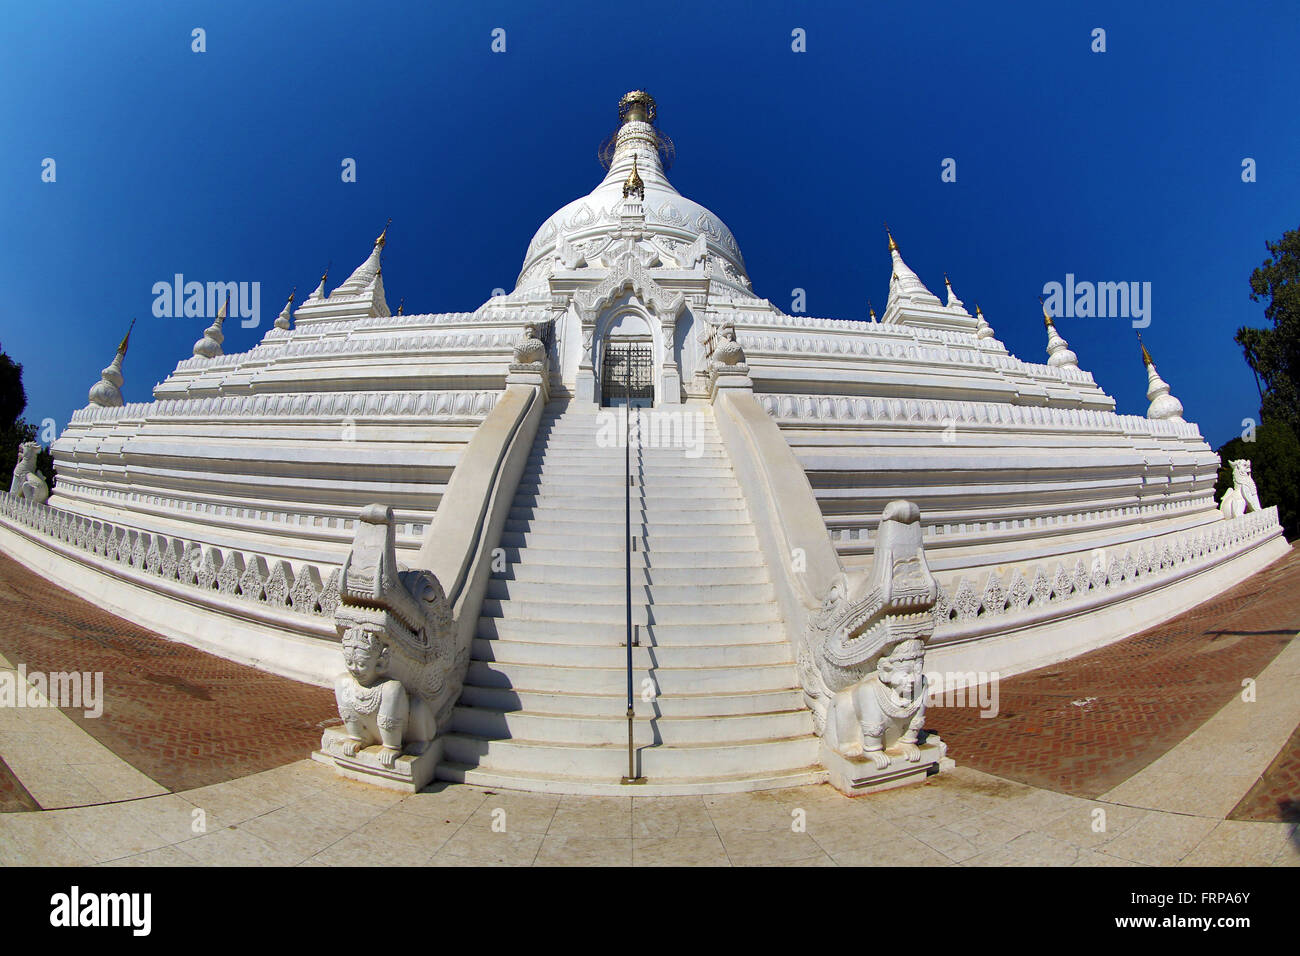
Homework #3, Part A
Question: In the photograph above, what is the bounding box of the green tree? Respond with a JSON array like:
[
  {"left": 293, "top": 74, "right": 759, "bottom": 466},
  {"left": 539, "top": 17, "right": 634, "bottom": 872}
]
[
  {"left": 1223, "top": 229, "right": 1300, "bottom": 540},
  {"left": 1237, "top": 228, "right": 1300, "bottom": 432},
  {"left": 0, "top": 343, "right": 55, "bottom": 491},
  {"left": 1215, "top": 422, "right": 1300, "bottom": 539}
]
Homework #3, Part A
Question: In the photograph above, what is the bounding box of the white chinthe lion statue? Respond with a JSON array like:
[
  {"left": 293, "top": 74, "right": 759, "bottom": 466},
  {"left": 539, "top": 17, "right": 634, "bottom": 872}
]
[
  {"left": 1218, "top": 459, "right": 1262, "bottom": 520},
  {"left": 9, "top": 442, "right": 49, "bottom": 504}
]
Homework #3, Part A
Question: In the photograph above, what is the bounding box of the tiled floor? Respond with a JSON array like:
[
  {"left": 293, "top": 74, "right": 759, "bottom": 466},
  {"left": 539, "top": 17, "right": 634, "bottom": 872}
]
[
  {"left": 0, "top": 552, "right": 337, "bottom": 793},
  {"left": 1231, "top": 724, "right": 1300, "bottom": 823},
  {"left": 0, "top": 546, "right": 1296, "bottom": 865},
  {"left": 936, "top": 546, "right": 1300, "bottom": 797}
]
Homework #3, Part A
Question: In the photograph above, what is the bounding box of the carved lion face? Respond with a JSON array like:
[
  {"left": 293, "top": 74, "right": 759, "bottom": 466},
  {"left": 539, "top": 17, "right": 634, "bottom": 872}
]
[{"left": 1231, "top": 459, "right": 1252, "bottom": 482}]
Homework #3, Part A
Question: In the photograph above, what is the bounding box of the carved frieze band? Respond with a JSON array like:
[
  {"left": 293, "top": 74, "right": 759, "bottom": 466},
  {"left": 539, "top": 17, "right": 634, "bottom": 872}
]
[
  {"left": 757, "top": 392, "right": 1204, "bottom": 440},
  {"left": 69, "top": 389, "right": 500, "bottom": 426}
]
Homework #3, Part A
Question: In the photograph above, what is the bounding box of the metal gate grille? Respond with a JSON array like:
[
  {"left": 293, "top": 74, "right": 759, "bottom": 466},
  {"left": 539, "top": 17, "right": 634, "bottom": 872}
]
[{"left": 601, "top": 342, "right": 654, "bottom": 406}]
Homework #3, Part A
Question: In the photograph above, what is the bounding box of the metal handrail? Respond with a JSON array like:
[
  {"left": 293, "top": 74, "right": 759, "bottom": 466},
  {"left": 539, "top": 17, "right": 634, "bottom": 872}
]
[{"left": 621, "top": 357, "right": 646, "bottom": 784}]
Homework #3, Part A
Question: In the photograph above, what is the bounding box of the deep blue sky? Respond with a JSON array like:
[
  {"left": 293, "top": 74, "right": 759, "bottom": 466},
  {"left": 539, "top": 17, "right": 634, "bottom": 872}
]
[{"left": 2, "top": 1, "right": 1296, "bottom": 450}]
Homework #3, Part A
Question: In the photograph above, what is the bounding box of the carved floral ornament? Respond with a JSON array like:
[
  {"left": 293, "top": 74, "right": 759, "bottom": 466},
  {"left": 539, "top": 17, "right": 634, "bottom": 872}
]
[{"left": 573, "top": 254, "right": 686, "bottom": 324}]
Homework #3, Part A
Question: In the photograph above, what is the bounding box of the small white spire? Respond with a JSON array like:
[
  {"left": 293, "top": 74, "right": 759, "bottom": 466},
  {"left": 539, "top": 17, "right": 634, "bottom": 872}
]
[
  {"left": 306, "top": 267, "right": 329, "bottom": 302},
  {"left": 1140, "top": 336, "right": 1185, "bottom": 422},
  {"left": 882, "top": 226, "right": 942, "bottom": 321},
  {"left": 333, "top": 220, "right": 390, "bottom": 298},
  {"left": 1041, "top": 299, "right": 1078, "bottom": 370},
  {"left": 192, "top": 296, "right": 227, "bottom": 358},
  {"left": 944, "top": 273, "right": 964, "bottom": 310},
  {"left": 89, "top": 320, "right": 134, "bottom": 407},
  {"left": 275, "top": 288, "right": 296, "bottom": 330},
  {"left": 974, "top": 304, "right": 995, "bottom": 340}
]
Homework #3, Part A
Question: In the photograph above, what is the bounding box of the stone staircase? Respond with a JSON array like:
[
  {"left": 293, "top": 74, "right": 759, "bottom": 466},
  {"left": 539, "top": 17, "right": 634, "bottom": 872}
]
[{"left": 437, "top": 401, "right": 822, "bottom": 794}]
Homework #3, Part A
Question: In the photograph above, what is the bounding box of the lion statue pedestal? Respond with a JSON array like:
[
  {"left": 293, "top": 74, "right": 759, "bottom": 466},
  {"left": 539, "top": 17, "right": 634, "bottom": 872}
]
[
  {"left": 802, "top": 500, "right": 955, "bottom": 795},
  {"left": 312, "top": 504, "right": 455, "bottom": 792}
]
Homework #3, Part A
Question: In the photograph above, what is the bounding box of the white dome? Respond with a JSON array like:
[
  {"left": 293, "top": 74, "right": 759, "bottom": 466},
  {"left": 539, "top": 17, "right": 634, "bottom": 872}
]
[{"left": 515, "top": 100, "right": 749, "bottom": 289}]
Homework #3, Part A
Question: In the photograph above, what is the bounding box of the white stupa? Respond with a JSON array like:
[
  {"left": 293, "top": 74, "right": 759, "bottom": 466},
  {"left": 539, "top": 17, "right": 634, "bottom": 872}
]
[{"left": 0, "top": 91, "right": 1285, "bottom": 796}]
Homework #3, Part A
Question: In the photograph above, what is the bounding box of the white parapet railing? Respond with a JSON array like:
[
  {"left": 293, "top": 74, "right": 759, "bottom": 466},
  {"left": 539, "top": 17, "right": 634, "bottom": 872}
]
[
  {"left": 0, "top": 490, "right": 341, "bottom": 622},
  {"left": 929, "top": 505, "right": 1285, "bottom": 642}
]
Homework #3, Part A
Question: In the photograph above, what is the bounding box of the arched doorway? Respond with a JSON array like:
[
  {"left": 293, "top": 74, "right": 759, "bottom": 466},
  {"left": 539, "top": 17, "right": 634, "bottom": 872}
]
[{"left": 599, "top": 311, "right": 655, "bottom": 407}]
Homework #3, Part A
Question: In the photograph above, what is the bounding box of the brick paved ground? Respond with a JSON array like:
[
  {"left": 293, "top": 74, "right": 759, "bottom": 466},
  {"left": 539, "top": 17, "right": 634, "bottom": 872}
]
[
  {"left": 932, "top": 544, "right": 1300, "bottom": 799},
  {"left": 0, "top": 757, "right": 39, "bottom": 813},
  {"left": 1, "top": 541, "right": 1296, "bottom": 814},
  {"left": 0, "top": 552, "right": 338, "bottom": 797},
  {"left": 1230, "top": 723, "right": 1300, "bottom": 824}
]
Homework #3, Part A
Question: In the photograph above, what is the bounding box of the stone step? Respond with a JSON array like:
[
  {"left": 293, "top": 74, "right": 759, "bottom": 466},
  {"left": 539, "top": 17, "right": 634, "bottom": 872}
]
[
  {"left": 484, "top": 577, "right": 775, "bottom": 605},
  {"left": 450, "top": 706, "right": 815, "bottom": 746},
  {"left": 492, "top": 546, "right": 766, "bottom": 569},
  {"left": 527, "top": 448, "right": 729, "bottom": 463},
  {"left": 463, "top": 658, "right": 798, "bottom": 695},
  {"left": 470, "top": 637, "right": 794, "bottom": 668},
  {"left": 500, "top": 517, "right": 754, "bottom": 539},
  {"left": 512, "top": 480, "right": 743, "bottom": 501},
  {"left": 440, "top": 733, "right": 821, "bottom": 779},
  {"left": 492, "top": 562, "right": 771, "bottom": 587},
  {"left": 476, "top": 617, "right": 787, "bottom": 643},
  {"left": 522, "top": 474, "right": 736, "bottom": 489},
  {"left": 535, "top": 426, "right": 728, "bottom": 442},
  {"left": 505, "top": 506, "right": 753, "bottom": 529},
  {"left": 511, "top": 493, "right": 750, "bottom": 513},
  {"left": 457, "top": 685, "right": 806, "bottom": 717},
  {"left": 479, "top": 597, "right": 779, "bottom": 626},
  {"left": 449, "top": 403, "right": 818, "bottom": 790},
  {"left": 494, "top": 530, "right": 759, "bottom": 553},
  {"left": 433, "top": 761, "right": 825, "bottom": 797}
]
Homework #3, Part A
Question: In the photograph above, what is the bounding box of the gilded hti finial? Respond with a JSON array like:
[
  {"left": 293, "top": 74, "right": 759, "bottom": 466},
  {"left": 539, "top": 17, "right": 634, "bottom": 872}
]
[
  {"left": 1040, "top": 296, "right": 1056, "bottom": 329},
  {"left": 117, "top": 318, "right": 136, "bottom": 355},
  {"left": 623, "top": 154, "right": 645, "bottom": 200},
  {"left": 868, "top": 300, "right": 877, "bottom": 321},
  {"left": 1137, "top": 332, "right": 1153, "bottom": 367},
  {"left": 886, "top": 224, "right": 898, "bottom": 253},
  {"left": 376, "top": 218, "right": 391, "bottom": 249},
  {"left": 397, "top": 297, "right": 404, "bottom": 315},
  {"left": 618, "top": 90, "right": 657, "bottom": 125}
]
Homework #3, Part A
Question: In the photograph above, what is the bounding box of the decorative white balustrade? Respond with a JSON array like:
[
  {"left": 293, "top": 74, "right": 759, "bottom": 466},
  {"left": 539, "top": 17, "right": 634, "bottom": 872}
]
[
  {"left": 0, "top": 491, "right": 340, "bottom": 619},
  {"left": 930, "top": 506, "right": 1282, "bottom": 637}
]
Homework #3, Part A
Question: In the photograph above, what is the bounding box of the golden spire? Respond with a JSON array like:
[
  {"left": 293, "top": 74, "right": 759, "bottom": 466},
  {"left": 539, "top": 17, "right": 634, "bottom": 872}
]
[
  {"left": 397, "top": 297, "right": 404, "bottom": 315},
  {"left": 287, "top": 287, "right": 296, "bottom": 306},
  {"left": 1039, "top": 296, "right": 1056, "bottom": 329},
  {"left": 1137, "top": 332, "right": 1153, "bottom": 367},
  {"left": 117, "top": 318, "right": 136, "bottom": 355},
  {"left": 868, "top": 300, "right": 877, "bottom": 321},
  {"left": 376, "top": 217, "right": 391, "bottom": 249},
  {"left": 975, "top": 303, "right": 984, "bottom": 318},
  {"left": 886, "top": 223, "right": 898, "bottom": 253},
  {"left": 623, "top": 155, "right": 645, "bottom": 199}
]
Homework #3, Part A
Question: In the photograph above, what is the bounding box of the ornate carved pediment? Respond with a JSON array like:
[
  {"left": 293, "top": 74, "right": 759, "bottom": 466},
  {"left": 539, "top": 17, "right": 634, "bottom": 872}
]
[{"left": 574, "top": 253, "right": 685, "bottom": 323}]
